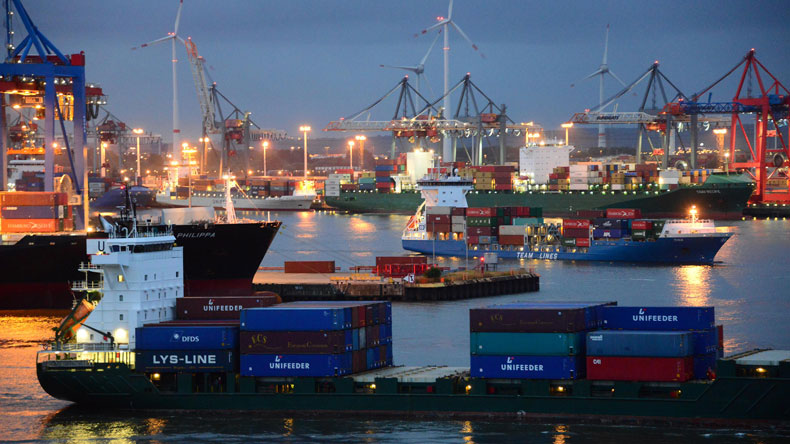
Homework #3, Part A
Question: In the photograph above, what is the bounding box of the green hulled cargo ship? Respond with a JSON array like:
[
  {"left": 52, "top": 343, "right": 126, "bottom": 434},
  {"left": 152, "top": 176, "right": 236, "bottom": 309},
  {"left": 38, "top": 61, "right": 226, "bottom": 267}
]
[{"left": 325, "top": 175, "right": 754, "bottom": 219}]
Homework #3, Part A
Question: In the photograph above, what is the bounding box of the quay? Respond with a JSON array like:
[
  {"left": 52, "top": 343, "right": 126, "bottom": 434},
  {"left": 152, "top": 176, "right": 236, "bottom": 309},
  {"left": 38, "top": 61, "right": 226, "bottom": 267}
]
[{"left": 253, "top": 270, "right": 539, "bottom": 302}]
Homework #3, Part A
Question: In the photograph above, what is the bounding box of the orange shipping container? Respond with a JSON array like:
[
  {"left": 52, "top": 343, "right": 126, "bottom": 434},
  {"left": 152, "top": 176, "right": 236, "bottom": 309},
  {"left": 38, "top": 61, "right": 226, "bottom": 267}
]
[
  {"left": 283, "top": 261, "right": 336, "bottom": 274},
  {"left": 0, "top": 218, "right": 61, "bottom": 232},
  {"left": 0, "top": 192, "right": 66, "bottom": 207},
  {"left": 498, "top": 234, "right": 525, "bottom": 246}
]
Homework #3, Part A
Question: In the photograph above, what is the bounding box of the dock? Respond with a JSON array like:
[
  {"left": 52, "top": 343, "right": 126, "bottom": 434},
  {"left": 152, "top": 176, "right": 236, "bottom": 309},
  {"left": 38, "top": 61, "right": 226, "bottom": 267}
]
[{"left": 253, "top": 270, "right": 539, "bottom": 302}]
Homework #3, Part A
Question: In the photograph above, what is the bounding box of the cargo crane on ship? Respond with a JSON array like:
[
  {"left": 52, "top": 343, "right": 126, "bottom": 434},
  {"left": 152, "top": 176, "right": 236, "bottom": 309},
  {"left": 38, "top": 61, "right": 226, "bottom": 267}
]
[
  {"left": 324, "top": 74, "right": 534, "bottom": 164},
  {"left": 0, "top": 0, "right": 104, "bottom": 229},
  {"left": 661, "top": 50, "right": 790, "bottom": 204}
]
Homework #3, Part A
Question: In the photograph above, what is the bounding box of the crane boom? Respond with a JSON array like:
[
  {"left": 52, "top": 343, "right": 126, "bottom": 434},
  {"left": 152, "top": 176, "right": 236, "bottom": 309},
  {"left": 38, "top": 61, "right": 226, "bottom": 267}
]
[{"left": 184, "top": 38, "right": 217, "bottom": 135}]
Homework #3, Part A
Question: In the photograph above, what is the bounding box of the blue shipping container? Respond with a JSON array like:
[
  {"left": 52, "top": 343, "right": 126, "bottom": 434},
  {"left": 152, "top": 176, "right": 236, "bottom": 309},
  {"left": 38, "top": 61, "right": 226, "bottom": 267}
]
[
  {"left": 0, "top": 205, "right": 60, "bottom": 219},
  {"left": 240, "top": 353, "right": 352, "bottom": 377},
  {"left": 366, "top": 347, "right": 377, "bottom": 369},
  {"left": 693, "top": 353, "right": 717, "bottom": 380},
  {"left": 592, "top": 229, "right": 623, "bottom": 239},
  {"left": 241, "top": 307, "right": 346, "bottom": 331},
  {"left": 586, "top": 330, "right": 692, "bottom": 357},
  {"left": 601, "top": 306, "right": 715, "bottom": 331},
  {"left": 136, "top": 350, "right": 236, "bottom": 372},
  {"left": 351, "top": 329, "right": 360, "bottom": 351},
  {"left": 691, "top": 328, "right": 719, "bottom": 355},
  {"left": 135, "top": 326, "right": 238, "bottom": 350},
  {"left": 470, "top": 355, "right": 585, "bottom": 379}
]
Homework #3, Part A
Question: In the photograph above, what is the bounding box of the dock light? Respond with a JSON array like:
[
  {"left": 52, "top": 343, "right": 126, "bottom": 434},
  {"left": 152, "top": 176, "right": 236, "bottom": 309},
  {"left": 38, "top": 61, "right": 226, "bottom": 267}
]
[
  {"left": 152, "top": 373, "right": 161, "bottom": 381},
  {"left": 556, "top": 386, "right": 565, "bottom": 393},
  {"left": 114, "top": 328, "right": 128, "bottom": 343},
  {"left": 370, "top": 383, "right": 376, "bottom": 390},
  {"left": 76, "top": 328, "right": 89, "bottom": 343},
  {"left": 756, "top": 367, "right": 767, "bottom": 374},
  {"left": 465, "top": 384, "right": 472, "bottom": 393}
]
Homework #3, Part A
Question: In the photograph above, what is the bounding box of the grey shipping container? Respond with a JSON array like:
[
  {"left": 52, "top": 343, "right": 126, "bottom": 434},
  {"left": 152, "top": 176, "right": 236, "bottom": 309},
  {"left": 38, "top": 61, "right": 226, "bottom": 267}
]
[
  {"left": 470, "top": 332, "right": 586, "bottom": 356},
  {"left": 586, "top": 330, "right": 693, "bottom": 357}
]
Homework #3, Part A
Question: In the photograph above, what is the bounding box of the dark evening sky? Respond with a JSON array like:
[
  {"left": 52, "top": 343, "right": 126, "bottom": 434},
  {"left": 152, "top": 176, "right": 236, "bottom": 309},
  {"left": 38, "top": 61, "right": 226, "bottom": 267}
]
[{"left": 26, "top": 0, "right": 790, "bottom": 143}]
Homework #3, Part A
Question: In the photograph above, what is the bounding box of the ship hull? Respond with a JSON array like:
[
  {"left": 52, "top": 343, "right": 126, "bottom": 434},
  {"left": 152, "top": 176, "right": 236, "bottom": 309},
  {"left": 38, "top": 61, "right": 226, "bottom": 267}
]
[
  {"left": 156, "top": 193, "right": 314, "bottom": 211},
  {"left": 36, "top": 363, "right": 790, "bottom": 423},
  {"left": 327, "top": 182, "right": 753, "bottom": 219},
  {"left": 0, "top": 222, "right": 280, "bottom": 310},
  {"left": 402, "top": 235, "right": 731, "bottom": 265}
]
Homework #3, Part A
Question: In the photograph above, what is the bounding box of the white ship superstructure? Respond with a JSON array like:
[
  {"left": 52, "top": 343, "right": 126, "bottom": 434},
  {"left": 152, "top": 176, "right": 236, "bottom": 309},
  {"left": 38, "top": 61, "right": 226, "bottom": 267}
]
[{"left": 73, "top": 226, "right": 183, "bottom": 349}]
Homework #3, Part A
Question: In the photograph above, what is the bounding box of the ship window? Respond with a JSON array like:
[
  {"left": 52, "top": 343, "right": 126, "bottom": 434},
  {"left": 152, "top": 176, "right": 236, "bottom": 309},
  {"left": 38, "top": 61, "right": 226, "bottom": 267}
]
[
  {"left": 176, "top": 271, "right": 179, "bottom": 278},
  {"left": 119, "top": 295, "right": 123, "bottom": 302},
  {"left": 111, "top": 245, "right": 120, "bottom": 252},
  {"left": 144, "top": 312, "right": 147, "bottom": 319},
  {"left": 118, "top": 275, "right": 124, "bottom": 283},
  {"left": 119, "top": 314, "right": 124, "bottom": 321},
  {"left": 145, "top": 275, "right": 148, "bottom": 281}
]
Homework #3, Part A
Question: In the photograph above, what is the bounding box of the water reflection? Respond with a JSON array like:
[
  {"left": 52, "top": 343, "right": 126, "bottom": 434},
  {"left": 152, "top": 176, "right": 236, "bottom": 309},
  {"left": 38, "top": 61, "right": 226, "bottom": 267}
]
[
  {"left": 554, "top": 424, "right": 569, "bottom": 444},
  {"left": 674, "top": 266, "right": 712, "bottom": 306},
  {"left": 461, "top": 420, "right": 475, "bottom": 444}
]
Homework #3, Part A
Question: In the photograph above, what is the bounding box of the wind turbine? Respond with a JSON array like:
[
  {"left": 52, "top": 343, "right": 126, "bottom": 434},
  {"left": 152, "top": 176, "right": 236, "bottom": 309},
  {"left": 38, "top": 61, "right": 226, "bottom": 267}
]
[
  {"left": 416, "top": 0, "right": 484, "bottom": 161},
  {"left": 133, "top": 0, "right": 185, "bottom": 159},
  {"left": 380, "top": 30, "right": 442, "bottom": 97},
  {"left": 571, "top": 24, "right": 627, "bottom": 148}
]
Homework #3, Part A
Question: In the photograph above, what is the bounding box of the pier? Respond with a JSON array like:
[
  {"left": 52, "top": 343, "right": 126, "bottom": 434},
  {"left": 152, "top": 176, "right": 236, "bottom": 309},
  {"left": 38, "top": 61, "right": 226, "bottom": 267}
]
[{"left": 253, "top": 270, "right": 539, "bottom": 302}]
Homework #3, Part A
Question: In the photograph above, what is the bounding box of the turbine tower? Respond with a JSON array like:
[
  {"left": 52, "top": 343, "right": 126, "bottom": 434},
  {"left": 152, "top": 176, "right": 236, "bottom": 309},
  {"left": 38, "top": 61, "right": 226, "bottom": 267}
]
[
  {"left": 380, "top": 30, "right": 441, "bottom": 97},
  {"left": 133, "top": 0, "right": 184, "bottom": 159},
  {"left": 416, "top": 0, "right": 484, "bottom": 161},
  {"left": 572, "top": 24, "right": 626, "bottom": 148}
]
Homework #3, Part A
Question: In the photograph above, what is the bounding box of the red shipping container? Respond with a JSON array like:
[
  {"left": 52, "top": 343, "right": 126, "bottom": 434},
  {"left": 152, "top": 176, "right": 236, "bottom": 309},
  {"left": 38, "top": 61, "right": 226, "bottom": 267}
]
[
  {"left": 63, "top": 218, "right": 74, "bottom": 231},
  {"left": 467, "top": 226, "right": 492, "bottom": 236},
  {"left": 427, "top": 215, "right": 451, "bottom": 224},
  {"left": 375, "top": 256, "right": 427, "bottom": 267},
  {"left": 176, "top": 295, "right": 279, "bottom": 320},
  {"left": 451, "top": 207, "right": 466, "bottom": 216},
  {"left": 576, "top": 237, "right": 590, "bottom": 247},
  {"left": 631, "top": 220, "right": 653, "bottom": 230},
  {"left": 375, "top": 170, "right": 392, "bottom": 177},
  {"left": 575, "top": 210, "right": 606, "bottom": 218},
  {"left": 586, "top": 356, "right": 693, "bottom": 382},
  {"left": 606, "top": 208, "right": 641, "bottom": 219},
  {"left": 0, "top": 191, "right": 64, "bottom": 207},
  {"left": 467, "top": 235, "right": 479, "bottom": 244},
  {"left": 467, "top": 207, "right": 494, "bottom": 217},
  {"left": 426, "top": 223, "right": 451, "bottom": 233},
  {"left": 563, "top": 228, "right": 589, "bottom": 238},
  {"left": 284, "top": 261, "right": 335, "bottom": 273},
  {"left": 516, "top": 207, "right": 530, "bottom": 217},
  {"left": 498, "top": 235, "right": 524, "bottom": 245},
  {"left": 563, "top": 219, "right": 591, "bottom": 229},
  {"left": 494, "top": 184, "right": 513, "bottom": 191}
]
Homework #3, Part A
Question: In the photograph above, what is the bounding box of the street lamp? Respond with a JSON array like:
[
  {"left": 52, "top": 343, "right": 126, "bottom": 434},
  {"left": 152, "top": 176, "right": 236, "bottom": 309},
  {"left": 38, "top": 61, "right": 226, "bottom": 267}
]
[
  {"left": 133, "top": 128, "right": 144, "bottom": 185},
  {"left": 355, "top": 135, "right": 366, "bottom": 170},
  {"left": 262, "top": 140, "right": 269, "bottom": 176},
  {"left": 100, "top": 142, "right": 108, "bottom": 178},
  {"left": 561, "top": 122, "right": 573, "bottom": 145},
  {"left": 348, "top": 141, "right": 355, "bottom": 170},
  {"left": 198, "top": 136, "right": 209, "bottom": 175},
  {"left": 299, "top": 125, "right": 311, "bottom": 178},
  {"left": 724, "top": 151, "right": 730, "bottom": 176}
]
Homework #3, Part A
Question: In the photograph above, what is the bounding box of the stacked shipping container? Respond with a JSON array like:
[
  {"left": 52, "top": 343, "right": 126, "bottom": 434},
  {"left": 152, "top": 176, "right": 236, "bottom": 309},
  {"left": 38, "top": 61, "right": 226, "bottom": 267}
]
[
  {"left": 0, "top": 191, "right": 74, "bottom": 232},
  {"left": 239, "top": 301, "right": 393, "bottom": 377},
  {"left": 469, "top": 302, "right": 614, "bottom": 379}
]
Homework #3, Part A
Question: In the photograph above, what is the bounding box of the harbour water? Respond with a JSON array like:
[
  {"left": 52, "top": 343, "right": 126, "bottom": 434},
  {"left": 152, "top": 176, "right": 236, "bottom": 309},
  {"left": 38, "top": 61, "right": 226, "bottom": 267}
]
[{"left": 1, "top": 212, "right": 788, "bottom": 442}]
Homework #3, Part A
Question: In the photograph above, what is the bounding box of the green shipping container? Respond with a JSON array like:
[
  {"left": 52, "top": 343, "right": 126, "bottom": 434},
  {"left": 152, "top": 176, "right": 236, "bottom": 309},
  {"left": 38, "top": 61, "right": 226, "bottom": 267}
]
[
  {"left": 632, "top": 229, "right": 647, "bottom": 238},
  {"left": 512, "top": 217, "right": 543, "bottom": 226},
  {"left": 470, "top": 332, "right": 587, "bottom": 356},
  {"left": 467, "top": 217, "right": 496, "bottom": 227},
  {"left": 560, "top": 238, "right": 577, "bottom": 247},
  {"left": 529, "top": 207, "right": 543, "bottom": 217}
]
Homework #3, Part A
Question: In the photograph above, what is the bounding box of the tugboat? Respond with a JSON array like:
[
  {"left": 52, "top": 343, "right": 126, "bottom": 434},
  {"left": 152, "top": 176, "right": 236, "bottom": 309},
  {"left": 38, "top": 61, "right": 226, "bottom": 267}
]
[{"left": 401, "top": 174, "right": 733, "bottom": 265}]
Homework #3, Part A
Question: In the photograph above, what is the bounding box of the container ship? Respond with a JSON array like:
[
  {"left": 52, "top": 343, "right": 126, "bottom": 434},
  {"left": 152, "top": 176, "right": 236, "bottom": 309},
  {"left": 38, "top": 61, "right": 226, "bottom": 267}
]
[
  {"left": 156, "top": 177, "right": 317, "bottom": 211},
  {"left": 34, "top": 236, "right": 789, "bottom": 424},
  {"left": 401, "top": 176, "right": 732, "bottom": 265},
  {"left": 0, "top": 190, "right": 280, "bottom": 310},
  {"left": 324, "top": 156, "right": 753, "bottom": 219}
]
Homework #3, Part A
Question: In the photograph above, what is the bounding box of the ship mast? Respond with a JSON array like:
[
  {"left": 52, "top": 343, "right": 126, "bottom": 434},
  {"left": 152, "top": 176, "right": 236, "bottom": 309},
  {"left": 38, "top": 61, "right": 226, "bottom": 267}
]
[{"left": 224, "top": 175, "right": 238, "bottom": 224}]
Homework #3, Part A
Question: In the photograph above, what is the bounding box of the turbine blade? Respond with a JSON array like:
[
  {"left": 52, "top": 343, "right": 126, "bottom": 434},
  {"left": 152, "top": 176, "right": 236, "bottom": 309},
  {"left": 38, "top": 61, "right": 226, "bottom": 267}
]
[
  {"left": 607, "top": 69, "right": 627, "bottom": 87},
  {"left": 450, "top": 21, "right": 484, "bottom": 58},
  {"left": 415, "top": 21, "right": 446, "bottom": 37},
  {"left": 380, "top": 64, "right": 419, "bottom": 73},
  {"left": 132, "top": 35, "right": 174, "bottom": 50},
  {"left": 174, "top": 0, "right": 184, "bottom": 35},
  {"left": 422, "top": 72, "right": 436, "bottom": 99},
  {"left": 602, "top": 24, "right": 609, "bottom": 65},
  {"left": 420, "top": 30, "right": 442, "bottom": 65},
  {"left": 448, "top": 0, "right": 454, "bottom": 20},
  {"left": 570, "top": 69, "right": 604, "bottom": 87}
]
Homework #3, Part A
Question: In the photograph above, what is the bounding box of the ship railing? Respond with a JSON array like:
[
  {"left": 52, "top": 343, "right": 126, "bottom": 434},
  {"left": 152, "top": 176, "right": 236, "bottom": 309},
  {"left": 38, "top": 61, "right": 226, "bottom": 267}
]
[
  {"left": 70, "top": 280, "right": 104, "bottom": 291},
  {"left": 77, "top": 262, "right": 103, "bottom": 272},
  {"left": 37, "top": 346, "right": 135, "bottom": 368}
]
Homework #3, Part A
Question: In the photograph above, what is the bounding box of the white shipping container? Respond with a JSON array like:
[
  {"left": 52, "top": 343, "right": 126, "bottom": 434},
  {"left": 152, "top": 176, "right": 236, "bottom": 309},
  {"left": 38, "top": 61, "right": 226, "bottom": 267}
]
[
  {"left": 611, "top": 184, "right": 625, "bottom": 190},
  {"left": 569, "top": 183, "right": 589, "bottom": 190},
  {"left": 451, "top": 223, "right": 465, "bottom": 233},
  {"left": 499, "top": 225, "right": 526, "bottom": 235},
  {"left": 451, "top": 215, "right": 465, "bottom": 225},
  {"left": 425, "top": 205, "right": 452, "bottom": 215}
]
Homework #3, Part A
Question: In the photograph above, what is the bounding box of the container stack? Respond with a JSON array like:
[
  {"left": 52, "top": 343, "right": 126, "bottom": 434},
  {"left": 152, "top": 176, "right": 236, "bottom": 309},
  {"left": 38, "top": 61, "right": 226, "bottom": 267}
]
[
  {"left": 357, "top": 171, "right": 376, "bottom": 191},
  {"left": 239, "top": 301, "right": 393, "bottom": 377},
  {"left": 469, "top": 302, "right": 614, "bottom": 379},
  {"left": 375, "top": 160, "right": 396, "bottom": 193},
  {"left": 680, "top": 169, "right": 713, "bottom": 185},
  {"left": 587, "top": 306, "right": 722, "bottom": 382},
  {"left": 375, "top": 256, "right": 428, "bottom": 278},
  {"left": 464, "top": 206, "right": 542, "bottom": 247},
  {"left": 0, "top": 191, "right": 73, "bottom": 233},
  {"left": 561, "top": 219, "right": 591, "bottom": 247},
  {"left": 134, "top": 325, "right": 239, "bottom": 374},
  {"left": 548, "top": 166, "right": 570, "bottom": 191},
  {"left": 569, "top": 164, "right": 603, "bottom": 191}
]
